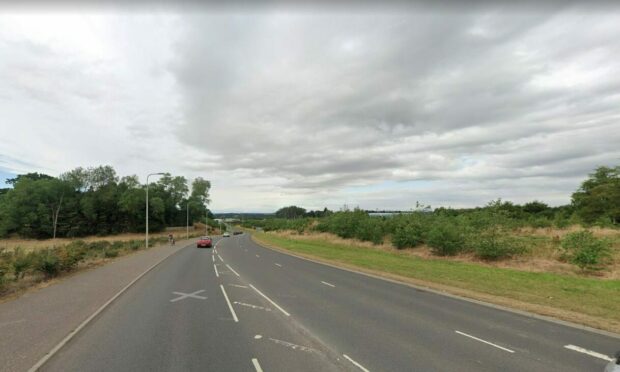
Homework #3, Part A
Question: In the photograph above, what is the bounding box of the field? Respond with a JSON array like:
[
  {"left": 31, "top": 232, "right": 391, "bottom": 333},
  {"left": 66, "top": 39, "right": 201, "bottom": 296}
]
[{"left": 253, "top": 230, "right": 620, "bottom": 333}]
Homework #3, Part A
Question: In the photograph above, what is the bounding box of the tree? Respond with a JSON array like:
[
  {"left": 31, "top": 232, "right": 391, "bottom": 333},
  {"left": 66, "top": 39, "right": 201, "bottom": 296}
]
[
  {"left": 275, "top": 206, "right": 306, "bottom": 219},
  {"left": 523, "top": 201, "right": 549, "bottom": 214},
  {"left": 572, "top": 165, "right": 620, "bottom": 225}
]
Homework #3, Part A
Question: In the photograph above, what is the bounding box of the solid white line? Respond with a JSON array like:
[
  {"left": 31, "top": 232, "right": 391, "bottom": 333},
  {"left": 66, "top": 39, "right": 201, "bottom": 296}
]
[
  {"left": 226, "top": 264, "right": 240, "bottom": 277},
  {"left": 220, "top": 284, "right": 239, "bottom": 322},
  {"left": 218, "top": 254, "right": 224, "bottom": 262},
  {"left": 214, "top": 264, "right": 219, "bottom": 277},
  {"left": 251, "top": 358, "right": 263, "bottom": 372},
  {"left": 212, "top": 255, "right": 215, "bottom": 262},
  {"left": 249, "top": 284, "right": 290, "bottom": 316},
  {"left": 28, "top": 245, "right": 186, "bottom": 372},
  {"left": 274, "top": 263, "right": 282, "bottom": 267},
  {"left": 564, "top": 344, "right": 613, "bottom": 362},
  {"left": 321, "top": 281, "right": 335, "bottom": 288},
  {"left": 343, "top": 354, "right": 370, "bottom": 372},
  {"left": 455, "top": 331, "right": 514, "bottom": 353}
]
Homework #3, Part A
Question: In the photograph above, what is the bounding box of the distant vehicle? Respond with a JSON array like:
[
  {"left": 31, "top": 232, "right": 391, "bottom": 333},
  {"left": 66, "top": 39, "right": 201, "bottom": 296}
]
[
  {"left": 605, "top": 351, "right": 620, "bottom": 372},
  {"left": 196, "top": 236, "right": 212, "bottom": 248},
  {"left": 223, "top": 232, "right": 230, "bottom": 237},
  {"left": 233, "top": 231, "right": 243, "bottom": 235}
]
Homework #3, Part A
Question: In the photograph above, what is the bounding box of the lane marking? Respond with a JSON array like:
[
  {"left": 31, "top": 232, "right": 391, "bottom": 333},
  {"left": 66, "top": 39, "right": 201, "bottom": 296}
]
[
  {"left": 170, "top": 290, "right": 207, "bottom": 302},
  {"left": 229, "top": 284, "right": 248, "bottom": 288},
  {"left": 234, "top": 301, "right": 272, "bottom": 312},
  {"left": 220, "top": 285, "right": 239, "bottom": 322},
  {"left": 214, "top": 264, "right": 220, "bottom": 277},
  {"left": 343, "top": 354, "right": 370, "bottom": 372},
  {"left": 274, "top": 263, "right": 282, "bottom": 267},
  {"left": 27, "top": 242, "right": 189, "bottom": 372},
  {"left": 256, "top": 254, "right": 260, "bottom": 258},
  {"left": 249, "top": 284, "right": 290, "bottom": 316},
  {"left": 252, "top": 358, "right": 263, "bottom": 372},
  {"left": 267, "top": 337, "right": 317, "bottom": 353},
  {"left": 564, "top": 344, "right": 613, "bottom": 362},
  {"left": 212, "top": 255, "right": 215, "bottom": 262},
  {"left": 254, "top": 334, "right": 263, "bottom": 339},
  {"left": 455, "top": 331, "right": 514, "bottom": 353},
  {"left": 321, "top": 281, "right": 335, "bottom": 288},
  {"left": 218, "top": 254, "right": 224, "bottom": 262},
  {"left": 226, "top": 264, "right": 240, "bottom": 277}
]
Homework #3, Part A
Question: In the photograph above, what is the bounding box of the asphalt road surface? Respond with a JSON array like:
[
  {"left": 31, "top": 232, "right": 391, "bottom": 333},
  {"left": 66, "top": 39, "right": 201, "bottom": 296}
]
[{"left": 42, "top": 233, "right": 619, "bottom": 372}]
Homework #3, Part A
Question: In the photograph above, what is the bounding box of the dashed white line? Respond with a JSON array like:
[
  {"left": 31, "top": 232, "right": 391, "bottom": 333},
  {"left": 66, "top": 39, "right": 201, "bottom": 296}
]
[
  {"left": 343, "top": 354, "right": 370, "bottom": 372},
  {"left": 214, "top": 264, "right": 220, "bottom": 277},
  {"left": 249, "top": 284, "right": 290, "bottom": 316},
  {"left": 251, "top": 358, "right": 263, "bottom": 372},
  {"left": 256, "top": 254, "right": 260, "bottom": 258},
  {"left": 218, "top": 254, "right": 224, "bottom": 262},
  {"left": 321, "top": 281, "right": 335, "bottom": 288},
  {"left": 274, "top": 263, "right": 282, "bottom": 267},
  {"left": 455, "top": 331, "right": 514, "bottom": 353},
  {"left": 229, "top": 284, "right": 248, "bottom": 288},
  {"left": 226, "top": 264, "right": 240, "bottom": 277},
  {"left": 212, "top": 255, "right": 215, "bottom": 262},
  {"left": 564, "top": 344, "right": 613, "bottom": 362},
  {"left": 220, "top": 285, "right": 239, "bottom": 322}
]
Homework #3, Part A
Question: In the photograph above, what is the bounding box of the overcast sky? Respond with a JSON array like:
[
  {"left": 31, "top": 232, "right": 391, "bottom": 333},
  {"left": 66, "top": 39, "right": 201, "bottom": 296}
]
[{"left": 1, "top": 4, "right": 619, "bottom": 212}]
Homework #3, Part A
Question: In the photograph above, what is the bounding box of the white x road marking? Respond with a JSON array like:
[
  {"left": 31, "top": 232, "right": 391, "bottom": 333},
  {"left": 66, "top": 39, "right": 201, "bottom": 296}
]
[{"left": 170, "top": 290, "right": 207, "bottom": 302}]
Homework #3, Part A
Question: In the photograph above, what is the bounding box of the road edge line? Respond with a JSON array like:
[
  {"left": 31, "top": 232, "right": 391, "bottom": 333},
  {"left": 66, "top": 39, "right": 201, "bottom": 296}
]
[
  {"left": 250, "top": 234, "right": 620, "bottom": 340},
  {"left": 27, "top": 241, "right": 192, "bottom": 371}
]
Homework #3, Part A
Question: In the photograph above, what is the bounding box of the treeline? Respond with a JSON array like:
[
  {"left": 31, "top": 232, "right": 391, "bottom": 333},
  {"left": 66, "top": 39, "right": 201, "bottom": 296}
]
[{"left": 0, "top": 166, "right": 212, "bottom": 239}]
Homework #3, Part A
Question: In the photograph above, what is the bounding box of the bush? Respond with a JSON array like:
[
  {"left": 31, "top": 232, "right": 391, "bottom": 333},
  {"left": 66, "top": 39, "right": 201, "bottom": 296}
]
[
  {"left": 104, "top": 249, "right": 119, "bottom": 258},
  {"left": 427, "top": 223, "right": 466, "bottom": 256},
  {"left": 560, "top": 231, "right": 612, "bottom": 271},
  {"left": 470, "top": 226, "right": 525, "bottom": 260},
  {"left": 128, "top": 240, "right": 143, "bottom": 251},
  {"left": 35, "top": 251, "right": 61, "bottom": 278},
  {"left": 11, "top": 248, "right": 34, "bottom": 280},
  {"left": 57, "top": 246, "right": 86, "bottom": 272},
  {"left": 88, "top": 241, "right": 111, "bottom": 251},
  {"left": 355, "top": 218, "right": 385, "bottom": 245},
  {"left": 391, "top": 223, "right": 425, "bottom": 249}
]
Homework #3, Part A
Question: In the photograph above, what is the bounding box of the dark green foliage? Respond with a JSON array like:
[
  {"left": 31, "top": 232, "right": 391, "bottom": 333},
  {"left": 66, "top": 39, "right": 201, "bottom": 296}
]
[
  {"left": 275, "top": 206, "right": 307, "bottom": 219},
  {"left": 572, "top": 166, "right": 620, "bottom": 225},
  {"left": 469, "top": 226, "right": 525, "bottom": 260},
  {"left": 355, "top": 218, "right": 385, "bottom": 245},
  {"left": 104, "top": 249, "right": 119, "bottom": 258},
  {"left": 427, "top": 222, "right": 466, "bottom": 256},
  {"left": 560, "top": 231, "right": 611, "bottom": 270},
  {"left": 11, "top": 248, "right": 34, "bottom": 280},
  {"left": 35, "top": 251, "right": 61, "bottom": 278}
]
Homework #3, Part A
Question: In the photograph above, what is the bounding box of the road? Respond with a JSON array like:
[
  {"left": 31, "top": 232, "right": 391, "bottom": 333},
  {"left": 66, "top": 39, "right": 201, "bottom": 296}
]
[{"left": 42, "top": 233, "right": 619, "bottom": 371}]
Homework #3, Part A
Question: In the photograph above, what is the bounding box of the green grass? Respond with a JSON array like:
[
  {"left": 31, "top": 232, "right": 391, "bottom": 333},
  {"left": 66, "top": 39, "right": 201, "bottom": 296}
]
[{"left": 255, "top": 232, "right": 620, "bottom": 328}]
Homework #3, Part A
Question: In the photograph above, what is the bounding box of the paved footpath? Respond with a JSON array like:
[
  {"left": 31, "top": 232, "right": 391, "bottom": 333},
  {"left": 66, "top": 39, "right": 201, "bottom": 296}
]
[{"left": 0, "top": 239, "right": 193, "bottom": 372}]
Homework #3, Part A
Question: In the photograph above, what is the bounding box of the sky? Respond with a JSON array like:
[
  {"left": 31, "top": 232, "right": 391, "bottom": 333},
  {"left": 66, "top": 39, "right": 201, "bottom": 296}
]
[{"left": 1, "top": 3, "right": 619, "bottom": 212}]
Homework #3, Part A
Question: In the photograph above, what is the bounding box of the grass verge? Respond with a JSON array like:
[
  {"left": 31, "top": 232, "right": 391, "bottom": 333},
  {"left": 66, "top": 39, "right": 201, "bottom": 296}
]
[{"left": 253, "top": 232, "right": 620, "bottom": 334}]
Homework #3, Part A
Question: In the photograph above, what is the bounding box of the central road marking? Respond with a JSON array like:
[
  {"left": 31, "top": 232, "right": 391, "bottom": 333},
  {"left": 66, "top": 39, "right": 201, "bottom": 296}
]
[
  {"left": 564, "top": 344, "right": 613, "bottom": 361},
  {"left": 214, "top": 264, "right": 220, "bottom": 277},
  {"left": 229, "top": 284, "right": 248, "bottom": 288},
  {"left": 218, "top": 254, "right": 224, "bottom": 262},
  {"left": 343, "top": 354, "right": 370, "bottom": 372},
  {"left": 267, "top": 337, "right": 317, "bottom": 353},
  {"left": 455, "top": 331, "right": 514, "bottom": 353},
  {"left": 249, "top": 284, "right": 290, "bottom": 316},
  {"left": 226, "top": 264, "right": 240, "bottom": 277},
  {"left": 256, "top": 254, "right": 260, "bottom": 258},
  {"left": 170, "top": 290, "right": 207, "bottom": 302},
  {"left": 321, "top": 281, "right": 335, "bottom": 287},
  {"left": 234, "top": 301, "right": 272, "bottom": 312},
  {"left": 212, "top": 255, "right": 215, "bottom": 262},
  {"left": 220, "top": 285, "right": 239, "bottom": 322},
  {"left": 274, "top": 263, "right": 282, "bottom": 267},
  {"left": 251, "top": 358, "right": 263, "bottom": 372}
]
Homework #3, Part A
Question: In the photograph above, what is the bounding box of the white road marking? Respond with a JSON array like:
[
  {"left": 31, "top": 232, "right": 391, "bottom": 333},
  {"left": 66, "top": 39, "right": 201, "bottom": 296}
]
[
  {"left": 321, "top": 281, "right": 335, "bottom": 287},
  {"left": 343, "top": 354, "right": 370, "bottom": 372},
  {"left": 455, "top": 331, "right": 514, "bottom": 353},
  {"left": 212, "top": 255, "right": 215, "bottom": 262},
  {"left": 268, "top": 337, "right": 317, "bottom": 353},
  {"left": 254, "top": 334, "right": 263, "bottom": 339},
  {"left": 229, "top": 284, "right": 248, "bottom": 288},
  {"left": 256, "top": 254, "right": 260, "bottom": 258},
  {"left": 220, "top": 285, "right": 239, "bottom": 322},
  {"left": 170, "top": 290, "right": 207, "bottom": 302},
  {"left": 564, "top": 344, "right": 613, "bottom": 362},
  {"left": 214, "top": 264, "right": 220, "bottom": 277},
  {"left": 226, "top": 264, "right": 240, "bottom": 277},
  {"left": 252, "top": 358, "right": 263, "bottom": 372},
  {"left": 234, "top": 301, "right": 272, "bottom": 312},
  {"left": 218, "top": 254, "right": 224, "bottom": 262},
  {"left": 249, "top": 284, "right": 290, "bottom": 316},
  {"left": 274, "top": 263, "right": 282, "bottom": 267}
]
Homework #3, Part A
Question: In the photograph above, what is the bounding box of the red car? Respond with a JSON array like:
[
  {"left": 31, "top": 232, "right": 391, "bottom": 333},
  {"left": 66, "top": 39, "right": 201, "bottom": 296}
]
[{"left": 197, "top": 236, "right": 213, "bottom": 248}]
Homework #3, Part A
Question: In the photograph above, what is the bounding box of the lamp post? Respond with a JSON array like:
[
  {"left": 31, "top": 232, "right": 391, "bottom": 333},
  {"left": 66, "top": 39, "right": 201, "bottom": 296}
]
[
  {"left": 146, "top": 172, "right": 165, "bottom": 249},
  {"left": 186, "top": 202, "right": 189, "bottom": 240}
]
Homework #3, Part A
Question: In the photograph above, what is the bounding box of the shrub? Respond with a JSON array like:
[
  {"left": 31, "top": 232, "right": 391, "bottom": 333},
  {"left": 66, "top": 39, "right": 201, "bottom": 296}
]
[
  {"left": 57, "top": 246, "right": 86, "bottom": 272},
  {"left": 128, "top": 240, "right": 143, "bottom": 251},
  {"left": 104, "top": 249, "right": 119, "bottom": 258},
  {"left": 470, "top": 226, "right": 525, "bottom": 260},
  {"left": 427, "top": 223, "right": 466, "bottom": 256},
  {"left": 88, "top": 241, "right": 111, "bottom": 251},
  {"left": 391, "top": 223, "right": 424, "bottom": 249},
  {"left": 35, "top": 251, "right": 61, "bottom": 278},
  {"left": 11, "top": 248, "right": 34, "bottom": 280},
  {"left": 355, "top": 218, "right": 385, "bottom": 245},
  {"left": 560, "top": 231, "right": 612, "bottom": 271}
]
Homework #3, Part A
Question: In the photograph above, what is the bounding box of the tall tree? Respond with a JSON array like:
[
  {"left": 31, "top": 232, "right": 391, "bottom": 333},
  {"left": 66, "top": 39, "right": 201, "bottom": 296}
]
[{"left": 572, "top": 165, "right": 620, "bottom": 224}]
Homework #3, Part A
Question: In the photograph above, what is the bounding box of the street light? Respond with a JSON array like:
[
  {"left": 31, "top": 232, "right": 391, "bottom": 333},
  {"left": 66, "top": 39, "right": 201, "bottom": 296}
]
[
  {"left": 146, "top": 172, "right": 165, "bottom": 249},
  {"left": 186, "top": 202, "right": 190, "bottom": 240}
]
